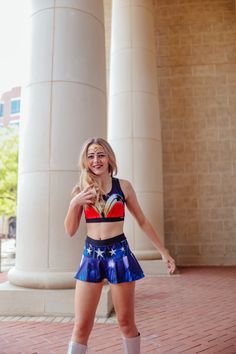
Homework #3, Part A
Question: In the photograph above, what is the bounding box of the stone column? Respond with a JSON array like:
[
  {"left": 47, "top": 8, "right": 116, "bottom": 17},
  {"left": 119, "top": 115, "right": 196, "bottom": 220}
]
[
  {"left": 8, "top": 1, "right": 107, "bottom": 289},
  {"left": 109, "top": 0, "right": 166, "bottom": 271}
]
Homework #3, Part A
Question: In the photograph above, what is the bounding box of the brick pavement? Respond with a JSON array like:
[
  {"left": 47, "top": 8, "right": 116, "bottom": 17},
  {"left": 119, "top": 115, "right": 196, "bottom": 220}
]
[{"left": 0, "top": 267, "right": 236, "bottom": 353}]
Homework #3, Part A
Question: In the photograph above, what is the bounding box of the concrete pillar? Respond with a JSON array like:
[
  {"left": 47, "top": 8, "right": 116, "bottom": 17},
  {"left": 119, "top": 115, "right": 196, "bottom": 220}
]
[
  {"left": 109, "top": 0, "right": 166, "bottom": 268},
  {"left": 8, "top": 0, "right": 107, "bottom": 289},
  {"left": 0, "top": 0, "right": 113, "bottom": 317}
]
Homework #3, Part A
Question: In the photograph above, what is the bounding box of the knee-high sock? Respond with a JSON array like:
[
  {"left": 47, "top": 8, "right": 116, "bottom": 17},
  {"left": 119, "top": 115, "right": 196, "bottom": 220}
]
[
  {"left": 67, "top": 341, "right": 87, "bottom": 354},
  {"left": 122, "top": 333, "right": 140, "bottom": 354}
]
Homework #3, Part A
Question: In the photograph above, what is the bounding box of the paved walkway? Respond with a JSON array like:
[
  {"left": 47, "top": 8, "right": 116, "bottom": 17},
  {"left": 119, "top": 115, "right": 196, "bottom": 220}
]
[{"left": 0, "top": 267, "right": 236, "bottom": 354}]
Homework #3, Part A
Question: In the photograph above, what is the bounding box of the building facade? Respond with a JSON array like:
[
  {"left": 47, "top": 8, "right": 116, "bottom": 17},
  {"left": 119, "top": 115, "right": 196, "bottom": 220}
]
[{"left": 0, "top": 87, "right": 21, "bottom": 128}]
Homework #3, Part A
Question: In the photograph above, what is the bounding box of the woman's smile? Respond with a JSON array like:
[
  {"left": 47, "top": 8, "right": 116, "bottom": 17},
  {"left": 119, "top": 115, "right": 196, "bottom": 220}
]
[{"left": 87, "top": 144, "right": 109, "bottom": 174}]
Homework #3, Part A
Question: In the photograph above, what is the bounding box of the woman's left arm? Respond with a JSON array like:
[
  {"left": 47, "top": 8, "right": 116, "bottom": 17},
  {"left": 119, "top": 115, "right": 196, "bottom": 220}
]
[{"left": 121, "top": 179, "right": 176, "bottom": 274}]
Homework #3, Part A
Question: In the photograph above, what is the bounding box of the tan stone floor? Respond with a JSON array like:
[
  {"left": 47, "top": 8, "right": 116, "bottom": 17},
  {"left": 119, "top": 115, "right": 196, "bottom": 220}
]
[{"left": 0, "top": 267, "right": 236, "bottom": 353}]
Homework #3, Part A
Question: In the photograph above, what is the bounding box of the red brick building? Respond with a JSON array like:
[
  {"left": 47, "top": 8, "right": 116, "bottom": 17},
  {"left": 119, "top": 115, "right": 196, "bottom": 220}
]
[{"left": 0, "top": 86, "right": 21, "bottom": 128}]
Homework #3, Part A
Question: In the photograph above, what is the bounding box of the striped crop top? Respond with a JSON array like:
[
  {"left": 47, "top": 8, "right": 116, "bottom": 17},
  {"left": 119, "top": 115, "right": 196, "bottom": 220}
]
[{"left": 84, "top": 178, "right": 125, "bottom": 223}]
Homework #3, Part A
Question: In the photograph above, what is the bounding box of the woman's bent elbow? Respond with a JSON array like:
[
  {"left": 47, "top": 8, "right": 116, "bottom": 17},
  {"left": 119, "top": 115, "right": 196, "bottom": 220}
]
[{"left": 64, "top": 223, "right": 77, "bottom": 237}]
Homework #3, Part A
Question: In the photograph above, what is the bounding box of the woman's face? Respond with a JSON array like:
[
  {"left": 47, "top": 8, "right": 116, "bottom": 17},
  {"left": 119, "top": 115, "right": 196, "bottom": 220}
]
[{"left": 87, "top": 144, "right": 109, "bottom": 176}]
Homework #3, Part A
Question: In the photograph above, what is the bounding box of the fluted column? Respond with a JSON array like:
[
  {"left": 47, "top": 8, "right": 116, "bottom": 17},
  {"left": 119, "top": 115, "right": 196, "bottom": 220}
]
[
  {"left": 8, "top": 0, "right": 107, "bottom": 289},
  {"left": 108, "top": 0, "right": 164, "bottom": 260}
]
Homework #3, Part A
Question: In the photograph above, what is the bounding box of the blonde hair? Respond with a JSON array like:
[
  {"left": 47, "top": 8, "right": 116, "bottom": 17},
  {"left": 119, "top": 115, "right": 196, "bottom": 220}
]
[{"left": 72, "top": 138, "right": 118, "bottom": 204}]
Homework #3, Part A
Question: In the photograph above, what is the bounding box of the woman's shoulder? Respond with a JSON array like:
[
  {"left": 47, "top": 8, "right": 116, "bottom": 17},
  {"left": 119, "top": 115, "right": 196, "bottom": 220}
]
[
  {"left": 117, "top": 178, "right": 131, "bottom": 186},
  {"left": 116, "top": 178, "right": 133, "bottom": 196}
]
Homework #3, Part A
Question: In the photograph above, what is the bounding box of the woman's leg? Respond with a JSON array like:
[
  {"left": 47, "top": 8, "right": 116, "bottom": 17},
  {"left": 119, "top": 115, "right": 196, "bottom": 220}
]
[
  {"left": 71, "top": 280, "right": 104, "bottom": 344},
  {"left": 110, "top": 281, "right": 140, "bottom": 354},
  {"left": 109, "top": 281, "right": 138, "bottom": 337}
]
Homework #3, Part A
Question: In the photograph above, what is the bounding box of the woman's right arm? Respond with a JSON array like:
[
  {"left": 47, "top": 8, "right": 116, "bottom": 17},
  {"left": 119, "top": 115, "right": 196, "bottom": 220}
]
[
  {"left": 64, "top": 200, "right": 83, "bottom": 237},
  {"left": 64, "top": 186, "right": 95, "bottom": 236}
]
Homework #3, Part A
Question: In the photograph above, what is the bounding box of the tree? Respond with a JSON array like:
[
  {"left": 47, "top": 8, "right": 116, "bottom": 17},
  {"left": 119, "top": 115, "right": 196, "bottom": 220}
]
[{"left": 0, "top": 127, "right": 19, "bottom": 217}]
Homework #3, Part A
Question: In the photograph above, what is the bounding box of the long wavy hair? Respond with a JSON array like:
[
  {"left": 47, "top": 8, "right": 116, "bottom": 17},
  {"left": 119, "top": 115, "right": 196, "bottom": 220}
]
[{"left": 72, "top": 138, "right": 118, "bottom": 206}]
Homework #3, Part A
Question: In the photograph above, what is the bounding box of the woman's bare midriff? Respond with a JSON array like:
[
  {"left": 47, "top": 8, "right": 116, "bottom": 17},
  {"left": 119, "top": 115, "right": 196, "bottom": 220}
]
[{"left": 86, "top": 221, "right": 124, "bottom": 240}]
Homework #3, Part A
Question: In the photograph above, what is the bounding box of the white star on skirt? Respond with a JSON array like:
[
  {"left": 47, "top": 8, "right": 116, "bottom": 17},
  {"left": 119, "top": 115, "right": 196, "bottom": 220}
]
[
  {"left": 95, "top": 248, "right": 105, "bottom": 258},
  {"left": 109, "top": 248, "right": 116, "bottom": 256},
  {"left": 87, "top": 247, "right": 92, "bottom": 255}
]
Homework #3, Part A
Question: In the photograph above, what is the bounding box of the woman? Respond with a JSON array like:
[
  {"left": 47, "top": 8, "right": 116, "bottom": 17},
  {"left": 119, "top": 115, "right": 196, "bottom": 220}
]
[{"left": 64, "top": 137, "right": 176, "bottom": 354}]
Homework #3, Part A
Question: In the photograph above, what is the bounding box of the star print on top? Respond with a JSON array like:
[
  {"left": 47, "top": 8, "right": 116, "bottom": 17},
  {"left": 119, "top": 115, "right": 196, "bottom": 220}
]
[{"left": 84, "top": 177, "right": 125, "bottom": 223}]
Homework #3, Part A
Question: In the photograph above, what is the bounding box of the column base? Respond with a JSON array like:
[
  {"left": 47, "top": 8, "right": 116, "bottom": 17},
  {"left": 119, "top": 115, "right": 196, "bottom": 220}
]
[
  {"left": 8, "top": 267, "right": 76, "bottom": 289},
  {"left": 134, "top": 250, "right": 161, "bottom": 260},
  {"left": 140, "top": 259, "right": 176, "bottom": 275},
  {"left": 0, "top": 282, "right": 113, "bottom": 318}
]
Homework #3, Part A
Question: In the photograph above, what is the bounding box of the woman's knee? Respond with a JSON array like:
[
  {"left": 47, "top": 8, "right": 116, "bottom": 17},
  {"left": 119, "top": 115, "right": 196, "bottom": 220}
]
[
  {"left": 117, "top": 315, "right": 137, "bottom": 336},
  {"left": 72, "top": 318, "right": 93, "bottom": 339}
]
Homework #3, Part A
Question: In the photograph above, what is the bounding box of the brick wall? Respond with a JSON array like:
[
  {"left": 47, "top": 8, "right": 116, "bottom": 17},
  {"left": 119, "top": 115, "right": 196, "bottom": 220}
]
[{"left": 155, "top": 0, "right": 236, "bottom": 265}]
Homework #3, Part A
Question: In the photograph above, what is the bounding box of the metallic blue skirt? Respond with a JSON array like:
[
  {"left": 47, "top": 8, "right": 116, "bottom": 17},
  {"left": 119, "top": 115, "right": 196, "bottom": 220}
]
[{"left": 74, "top": 234, "right": 145, "bottom": 284}]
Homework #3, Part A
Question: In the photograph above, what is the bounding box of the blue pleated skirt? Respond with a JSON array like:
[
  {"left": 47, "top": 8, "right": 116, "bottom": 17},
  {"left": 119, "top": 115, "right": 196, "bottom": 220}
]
[{"left": 74, "top": 234, "right": 145, "bottom": 284}]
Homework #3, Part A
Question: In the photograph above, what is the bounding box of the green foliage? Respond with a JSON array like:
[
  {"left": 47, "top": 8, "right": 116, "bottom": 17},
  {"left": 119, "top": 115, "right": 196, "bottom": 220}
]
[{"left": 0, "top": 127, "right": 19, "bottom": 217}]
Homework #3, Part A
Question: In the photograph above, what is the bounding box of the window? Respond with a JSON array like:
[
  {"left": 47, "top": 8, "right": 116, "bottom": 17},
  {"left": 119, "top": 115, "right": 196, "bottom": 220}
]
[
  {"left": 0, "top": 103, "right": 3, "bottom": 117},
  {"left": 11, "top": 99, "right": 21, "bottom": 115}
]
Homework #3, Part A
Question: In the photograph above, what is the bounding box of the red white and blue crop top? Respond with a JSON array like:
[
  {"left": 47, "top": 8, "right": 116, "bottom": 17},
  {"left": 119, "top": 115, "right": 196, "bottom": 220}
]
[{"left": 84, "top": 178, "right": 125, "bottom": 223}]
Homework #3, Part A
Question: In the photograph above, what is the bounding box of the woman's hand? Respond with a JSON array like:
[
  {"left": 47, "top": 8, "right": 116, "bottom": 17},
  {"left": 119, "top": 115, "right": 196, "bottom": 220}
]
[
  {"left": 161, "top": 250, "right": 176, "bottom": 274},
  {"left": 64, "top": 185, "right": 97, "bottom": 236},
  {"left": 70, "top": 185, "right": 96, "bottom": 209}
]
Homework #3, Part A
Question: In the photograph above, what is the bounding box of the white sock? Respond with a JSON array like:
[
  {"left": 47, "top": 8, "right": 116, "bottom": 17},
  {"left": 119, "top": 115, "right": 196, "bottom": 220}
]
[{"left": 67, "top": 341, "right": 87, "bottom": 354}]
